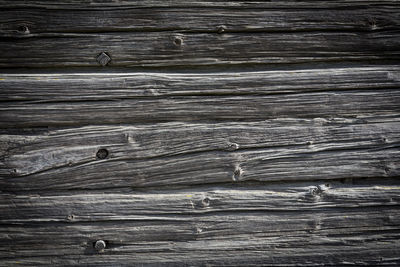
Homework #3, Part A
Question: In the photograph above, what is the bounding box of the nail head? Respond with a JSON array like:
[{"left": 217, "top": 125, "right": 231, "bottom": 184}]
[
  {"left": 96, "top": 52, "right": 111, "bottom": 66},
  {"left": 96, "top": 148, "right": 109, "bottom": 159},
  {"left": 94, "top": 240, "right": 106, "bottom": 252}
]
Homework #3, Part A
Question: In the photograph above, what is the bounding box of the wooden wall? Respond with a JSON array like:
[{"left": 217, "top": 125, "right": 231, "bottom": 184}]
[{"left": 0, "top": 1, "right": 400, "bottom": 265}]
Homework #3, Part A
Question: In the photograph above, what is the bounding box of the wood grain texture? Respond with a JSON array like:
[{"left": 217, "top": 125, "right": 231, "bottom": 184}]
[
  {"left": 1, "top": 208, "right": 399, "bottom": 265},
  {"left": 1, "top": 31, "right": 399, "bottom": 68},
  {"left": 1, "top": 1, "right": 400, "bottom": 265},
  {"left": 1, "top": 0, "right": 399, "bottom": 9},
  {"left": 1, "top": 118, "right": 399, "bottom": 191},
  {"left": 2, "top": 181, "right": 400, "bottom": 265},
  {"left": 1, "top": 182, "right": 399, "bottom": 223},
  {"left": 1, "top": 90, "right": 399, "bottom": 127},
  {"left": 0, "top": 7, "right": 398, "bottom": 36},
  {"left": 1, "top": 66, "right": 399, "bottom": 101},
  {"left": 1, "top": 67, "right": 400, "bottom": 127}
]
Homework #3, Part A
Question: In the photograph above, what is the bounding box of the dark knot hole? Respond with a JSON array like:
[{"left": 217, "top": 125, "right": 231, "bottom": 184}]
[{"left": 96, "top": 148, "right": 109, "bottom": 159}]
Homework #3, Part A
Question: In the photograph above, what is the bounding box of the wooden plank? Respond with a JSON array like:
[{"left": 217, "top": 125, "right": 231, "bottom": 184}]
[
  {"left": 1, "top": 66, "right": 399, "bottom": 101},
  {"left": 1, "top": 182, "right": 399, "bottom": 223},
  {"left": 0, "top": 89, "right": 399, "bottom": 127},
  {"left": 1, "top": 118, "right": 399, "bottom": 190},
  {"left": 1, "top": 67, "right": 399, "bottom": 127},
  {"left": 1, "top": 31, "right": 399, "bottom": 68},
  {"left": 1, "top": 208, "right": 399, "bottom": 265},
  {"left": 1, "top": 7, "right": 398, "bottom": 36},
  {"left": 2, "top": 251, "right": 400, "bottom": 267},
  {"left": 0, "top": 0, "right": 398, "bottom": 9}
]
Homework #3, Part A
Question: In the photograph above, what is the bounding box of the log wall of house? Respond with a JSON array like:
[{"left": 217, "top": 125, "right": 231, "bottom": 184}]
[{"left": 0, "top": 1, "right": 399, "bottom": 266}]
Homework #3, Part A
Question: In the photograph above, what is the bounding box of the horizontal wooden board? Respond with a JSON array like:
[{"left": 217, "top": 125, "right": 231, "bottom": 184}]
[
  {"left": 1, "top": 182, "right": 399, "bottom": 223},
  {"left": 2, "top": 181, "right": 400, "bottom": 265},
  {"left": 1, "top": 67, "right": 399, "bottom": 127},
  {"left": 1, "top": 118, "right": 399, "bottom": 190},
  {"left": 1, "top": 66, "right": 399, "bottom": 101},
  {"left": 1, "top": 0, "right": 399, "bottom": 9},
  {"left": 1, "top": 208, "right": 399, "bottom": 265},
  {"left": 1, "top": 31, "right": 400, "bottom": 68},
  {"left": 0, "top": 89, "right": 399, "bottom": 127},
  {"left": 1, "top": 7, "right": 399, "bottom": 36},
  {"left": 2, "top": 251, "right": 400, "bottom": 267}
]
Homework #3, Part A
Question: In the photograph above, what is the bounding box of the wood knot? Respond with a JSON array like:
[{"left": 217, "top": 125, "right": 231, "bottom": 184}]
[
  {"left": 216, "top": 25, "right": 227, "bottom": 34},
  {"left": 94, "top": 240, "right": 106, "bottom": 252},
  {"left": 11, "top": 168, "right": 18, "bottom": 176},
  {"left": 96, "top": 148, "right": 109, "bottom": 160},
  {"left": 17, "top": 25, "right": 30, "bottom": 34},
  {"left": 67, "top": 214, "right": 75, "bottom": 221},
  {"left": 226, "top": 142, "right": 239, "bottom": 151},
  {"left": 232, "top": 166, "right": 243, "bottom": 182},
  {"left": 380, "top": 137, "right": 388, "bottom": 144},
  {"left": 201, "top": 197, "right": 211, "bottom": 207},
  {"left": 173, "top": 36, "right": 183, "bottom": 46},
  {"left": 384, "top": 166, "right": 391, "bottom": 175},
  {"left": 366, "top": 17, "right": 377, "bottom": 30},
  {"left": 309, "top": 186, "right": 320, "bottom": 196},
  {"left": 96, "top": 52, "right": 111, "bottom": 66},
  {"left": 195, "top": 227, "right": 202, "bottom": 234},
  {"left": 308, "top": 184, "right": 329, "bottom": 198}
]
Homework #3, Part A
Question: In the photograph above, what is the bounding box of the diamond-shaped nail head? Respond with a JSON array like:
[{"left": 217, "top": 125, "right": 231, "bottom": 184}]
[{"left": 96, "top": 52, "right": 111, "bottom": 66}]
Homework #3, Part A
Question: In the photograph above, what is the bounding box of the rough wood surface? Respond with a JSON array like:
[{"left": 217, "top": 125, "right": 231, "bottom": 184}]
[
  {"left": 0, "top": 7, "right": 398, "bottom": 36},
  {"left": 1, "top": 0, "right": 398, "bottom": 9},
  {"left": 1, "top": 182, "right": 399, "bottom": 222},
  {"left": 1, "top": 210, "right": 399, "bottom": 264},
  {"left": 1, "top": 1, "right": 400, "bottom": 265},
  {"left": 1, "top": 66, "right": 399, "bottom": 101},
  {"left": 1, "top": 66, "right": 400, "bottom": 127},
  {"left": 1, "top": 181, "right": 400, "bottom": 265},
  {"left": 1, "top": 118, "right": 399, "bottom": 191},
  {"left": 1, "top": 31, "right": 399, "bottom": 68},
  {"left": 1, "top": 90, "right": 399, "bottom": 127}
]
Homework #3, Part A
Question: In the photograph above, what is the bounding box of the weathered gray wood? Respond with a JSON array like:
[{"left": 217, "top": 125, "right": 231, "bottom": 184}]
[
  {"left": 1, "top": 66, "right": 399, "bottom": 101},
  {"left": 1, "top": 118, "right": 399, "bottom": 190},
  {"left": 1, "top": 182, "right": 399, "bottom": 223},
  {"left": 0, "top": 0, "right": 398, "bottom": 9},
  {"left": 1, "top": 31, "right": 399, "bottom": 68},
  {"left": 1, "top": 89, "right": 399, "bottom": 127},
  {"left": 1, "top": 208, "right": 399, "bottom": 265},
  {"left": 1, "top": 7, "right": 398, "bottom": 36},
  {"left": 0, "top": 1, "right": 399, "bottom": 265},
  {"left": 1, "top": 67, "right": 399, "bottom": 127},
  {"left": 1, "top": 252, "right": 399, "bottom": 267}
]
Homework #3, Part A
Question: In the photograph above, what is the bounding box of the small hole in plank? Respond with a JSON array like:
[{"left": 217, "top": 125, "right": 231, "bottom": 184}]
[
  {"left": 96, "top": 149, "right": 109, "bottom": 160},
  {"left": 17, "top": 25, "right": 29, "bottom": 34},
  {"left": 217, "top": 25, "right": 227, "bottom": 34},
  {"left": 174, "top": 37, "right": 183, "bottom": 46}
]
